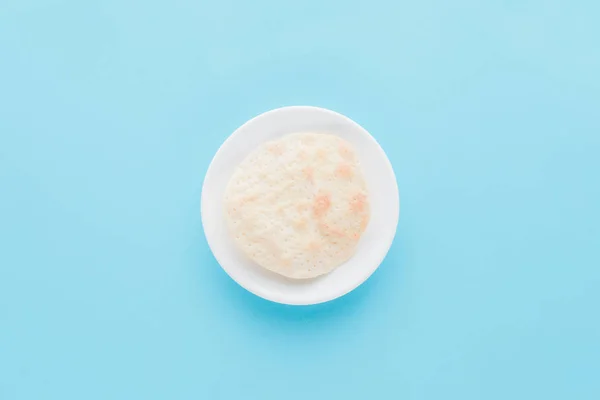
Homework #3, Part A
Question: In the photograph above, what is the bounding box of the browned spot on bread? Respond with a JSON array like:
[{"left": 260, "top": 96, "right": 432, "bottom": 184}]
[
  {"left": 240, "top": 194, "right": 258, "bottom": 204},
  {"left": 329, "top": 227, "right": 346, "bottom": 237},
  {"left": 281, "top": 257, "right": 292, "bottom": 267},
  {"left": 316, "top": 149, "right": 327, "bottom": 160},
  {"left": 303, "top": 166, "right": 314, "bottom": 181},
  {"left": 267, "top": 143, "right": 284, "bottom": 155},
  {"left": 312, "top": 192, "right": 331, "bottom": 217},
  {"left": 350, "top": 192, "right": 367, "bottom": 213},
  {"left": 293, "top": 218, "right": 307, "bottom": 229},
  {"left": 335, "top": 163, "right": 354, "bottom": 179},
  {"left": 307, "top": 240, "right": 322, "bottom": 252},
  {"left": 319, "top": 221, "right": 346, "bottom": 238}
]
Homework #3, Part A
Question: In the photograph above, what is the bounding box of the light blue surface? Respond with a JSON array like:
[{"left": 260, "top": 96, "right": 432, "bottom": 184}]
[{"left": 1, "top": 0, "right": 599, "bottom": 399}]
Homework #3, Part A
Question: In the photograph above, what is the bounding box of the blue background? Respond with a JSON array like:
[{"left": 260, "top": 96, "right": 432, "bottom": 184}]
[{"left": 1, "top": 0, "right": 599, "bottom": 399}]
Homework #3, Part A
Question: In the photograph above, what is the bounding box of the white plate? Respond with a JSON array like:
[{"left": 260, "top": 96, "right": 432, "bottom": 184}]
[{"left": 201, "top": 106, "right": 399, "bottom": 305}]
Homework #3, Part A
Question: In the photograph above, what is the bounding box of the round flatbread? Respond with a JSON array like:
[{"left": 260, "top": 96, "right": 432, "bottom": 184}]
[{"left": 224, "top": 132, "right": 370, "bottom": 279}]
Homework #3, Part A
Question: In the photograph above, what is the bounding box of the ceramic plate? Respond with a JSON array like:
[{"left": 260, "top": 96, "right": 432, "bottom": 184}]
[{"left": 201, "top": 106, "right": 399, "bottom": 305}]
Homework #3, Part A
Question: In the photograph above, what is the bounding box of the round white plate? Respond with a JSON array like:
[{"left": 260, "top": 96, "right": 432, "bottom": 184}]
[{"left": 201, "top": 106, "right": 399, "bottom": 305}]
